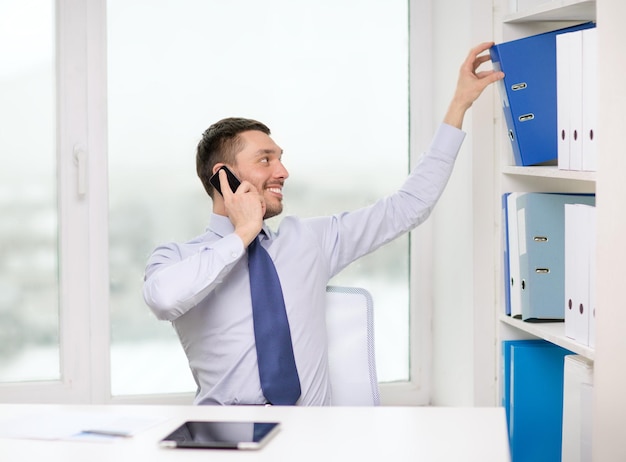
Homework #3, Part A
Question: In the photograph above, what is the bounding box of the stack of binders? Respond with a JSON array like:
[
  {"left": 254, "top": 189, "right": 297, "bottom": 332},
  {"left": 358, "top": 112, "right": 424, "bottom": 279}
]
[
  {"left": 490, "top": 22, "right": 596, "bottom": 166},
  {"left": 564, "top": 203, "right": 597, "bottom": 347},
  {"left": 557, "top": 28, "right": 598, "bottom": 171},
  {"left": 502, "top": 192, "right": 595, "bottom": 321}
]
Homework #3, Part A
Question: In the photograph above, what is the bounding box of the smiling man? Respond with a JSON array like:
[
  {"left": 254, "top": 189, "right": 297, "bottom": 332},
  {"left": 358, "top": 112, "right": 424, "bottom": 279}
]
[
  {"left": 142, "top": 42, "right": 504, "bottom": 406},
  {"left": 205, "top": 123, "right": 289, "bottom": 247}
]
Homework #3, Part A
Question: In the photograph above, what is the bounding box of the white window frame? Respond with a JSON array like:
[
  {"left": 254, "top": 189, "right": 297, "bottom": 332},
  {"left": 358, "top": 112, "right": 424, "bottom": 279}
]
[
  {"left": 0, "top": 0, "right": 434, "bottom": 406},
  {"left": 0, "top": 0, "right": 109, "bottom": 404}
]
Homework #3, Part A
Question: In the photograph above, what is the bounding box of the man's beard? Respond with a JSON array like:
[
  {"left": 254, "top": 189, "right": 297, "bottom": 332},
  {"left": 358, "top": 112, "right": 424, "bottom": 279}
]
[{"left": 263, "top": 202, "right": 283, "bottom": 220}]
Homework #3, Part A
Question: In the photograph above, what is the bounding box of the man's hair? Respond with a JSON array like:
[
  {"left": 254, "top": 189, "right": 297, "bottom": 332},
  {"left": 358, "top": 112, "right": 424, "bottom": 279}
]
[{"left": 196, "top": 117, "right": 271, "bottom": 197}]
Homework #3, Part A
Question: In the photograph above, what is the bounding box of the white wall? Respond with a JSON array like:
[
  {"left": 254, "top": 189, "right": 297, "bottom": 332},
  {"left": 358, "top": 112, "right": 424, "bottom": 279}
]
[
  {"left": 594, "top": 1, "right": 626, "bottom": 458},
  {"left": 429, "top": 0, "right": 473, "bottom": 406},
  {"left": 428, "top": 0, "right": 495, "bottom": 406}
]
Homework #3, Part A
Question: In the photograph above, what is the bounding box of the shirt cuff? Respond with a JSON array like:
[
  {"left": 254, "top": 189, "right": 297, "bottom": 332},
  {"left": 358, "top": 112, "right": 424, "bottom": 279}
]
[
  {"left": 430, "top": 123, "right": 466, "bottom": 163},
  {"left": 205, "top": 232, "right": 245, "bottom": 264}
]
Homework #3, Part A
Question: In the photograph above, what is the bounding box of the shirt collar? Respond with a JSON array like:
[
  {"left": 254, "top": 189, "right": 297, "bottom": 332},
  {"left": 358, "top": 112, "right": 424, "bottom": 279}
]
[
  {"left": 206, "top": 213, "right": 233, "bottom": 237},
  {"left": 207, "top": 213, "right": 271, "bottom": 239}
]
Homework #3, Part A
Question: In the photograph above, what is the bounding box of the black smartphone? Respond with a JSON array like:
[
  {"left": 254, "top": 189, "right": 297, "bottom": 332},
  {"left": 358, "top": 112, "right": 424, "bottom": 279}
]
[{"left": 209, "top": 166, "right": 241, "bottom": 196}]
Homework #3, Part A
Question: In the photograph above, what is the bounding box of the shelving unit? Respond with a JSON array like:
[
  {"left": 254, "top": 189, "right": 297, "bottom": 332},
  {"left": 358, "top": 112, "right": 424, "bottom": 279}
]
[
  {"left": 482, "top": 0, "right": 626, "bottom": 458},
  {"left": 502, "top": 165, "right": 597, "bottom": 182},
  {"left": 499, "top": 314, "right": 594, "bottom": 359},
  {"left": 493, "top": 0, "right": 597, "bottom": 364},
  {"left": 504, "top": 0, "right": 596, "bottom": 23}
]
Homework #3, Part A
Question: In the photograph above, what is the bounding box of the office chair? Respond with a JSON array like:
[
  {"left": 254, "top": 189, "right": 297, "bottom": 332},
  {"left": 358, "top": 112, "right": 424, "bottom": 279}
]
[{"left": 325, "top": 286, "right": 380, "bottom": 406}]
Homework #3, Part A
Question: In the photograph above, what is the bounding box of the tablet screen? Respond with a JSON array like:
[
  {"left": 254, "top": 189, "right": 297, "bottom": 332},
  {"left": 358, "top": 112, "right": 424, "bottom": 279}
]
[{"left": 159, "top": 421, "right": 281, "bottom": 450}]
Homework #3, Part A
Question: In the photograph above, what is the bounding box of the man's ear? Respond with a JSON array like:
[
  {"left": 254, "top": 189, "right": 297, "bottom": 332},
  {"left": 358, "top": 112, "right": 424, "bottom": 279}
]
[{"left": 212, "top": 163, "right": 225, "bottom": 175}]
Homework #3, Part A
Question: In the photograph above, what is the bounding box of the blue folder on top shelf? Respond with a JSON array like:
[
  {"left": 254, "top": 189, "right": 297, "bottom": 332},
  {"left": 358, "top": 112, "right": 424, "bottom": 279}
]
[
  {"left": 502, "top": 339, "right": 573, "bottom": 462},
  {"left": 490, "top": 22, "right": 595, "bottom": 166},
  {"left": 516, "top": 193, "right": 595, "bottom": 322}
]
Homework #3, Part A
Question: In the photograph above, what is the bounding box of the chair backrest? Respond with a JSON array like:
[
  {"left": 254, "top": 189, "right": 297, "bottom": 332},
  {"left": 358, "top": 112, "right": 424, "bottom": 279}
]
[{"left": 325, "top": 286, "right": 380, "bottom": 406}]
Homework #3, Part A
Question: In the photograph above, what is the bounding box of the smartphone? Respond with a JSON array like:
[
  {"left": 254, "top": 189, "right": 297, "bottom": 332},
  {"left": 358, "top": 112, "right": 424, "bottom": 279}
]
[
  {"left": 159, "top": 421, "right": 281, "bottom": 450},
  {"left": 209, "top": 166, "right": 241, "bottom": 196}
]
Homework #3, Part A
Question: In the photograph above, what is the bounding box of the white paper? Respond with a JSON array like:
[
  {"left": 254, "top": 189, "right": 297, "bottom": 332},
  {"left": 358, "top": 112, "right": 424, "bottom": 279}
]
[{"left": 0, "top": 410, "right": 168, "bottom": 443}]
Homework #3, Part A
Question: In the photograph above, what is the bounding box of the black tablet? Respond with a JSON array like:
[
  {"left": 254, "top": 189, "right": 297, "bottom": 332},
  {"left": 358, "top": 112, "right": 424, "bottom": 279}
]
[{"left": 159, "top": 421, "right": 281, "bottom": 450}]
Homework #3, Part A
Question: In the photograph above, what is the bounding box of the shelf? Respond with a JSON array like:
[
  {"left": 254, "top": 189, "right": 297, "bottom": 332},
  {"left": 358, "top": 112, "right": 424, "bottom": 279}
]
[
  {"left": 499, "top": 314, "right": 594, "bottom": 360},
  {"left": 504, "top": 0, "right": 596, "bottom": 23},
  {"left": 502, "top": 165, "right": 597, "bottom": 182}
]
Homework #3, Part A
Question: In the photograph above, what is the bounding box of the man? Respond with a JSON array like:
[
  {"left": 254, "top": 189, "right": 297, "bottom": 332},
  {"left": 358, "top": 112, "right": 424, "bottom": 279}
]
[{"left": 143, "top": 42, "right": 504, "bottom": 405}]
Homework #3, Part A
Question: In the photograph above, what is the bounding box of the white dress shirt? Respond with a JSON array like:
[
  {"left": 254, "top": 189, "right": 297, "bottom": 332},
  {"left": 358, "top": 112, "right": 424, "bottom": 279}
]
[{"left": 143, "top": 123, "right": 465, "bottom": 405}]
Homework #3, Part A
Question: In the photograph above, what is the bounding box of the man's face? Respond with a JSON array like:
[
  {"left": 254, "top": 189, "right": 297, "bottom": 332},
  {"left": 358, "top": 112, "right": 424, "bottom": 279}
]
[{"left": 233, "top": 130, "right": 289, "bottom": 219}]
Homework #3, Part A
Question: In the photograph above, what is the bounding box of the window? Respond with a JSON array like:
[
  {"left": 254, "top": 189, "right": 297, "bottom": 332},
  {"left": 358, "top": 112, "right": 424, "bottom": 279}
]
[
  {"left": 0, "top": 0, "right": 433, "bottom": 405},
  {"left": 107, "top": 0, "right": 410, "bottom": 395},
  {"left": 0, "top": 0, "right": 59, "bottom": 383}
]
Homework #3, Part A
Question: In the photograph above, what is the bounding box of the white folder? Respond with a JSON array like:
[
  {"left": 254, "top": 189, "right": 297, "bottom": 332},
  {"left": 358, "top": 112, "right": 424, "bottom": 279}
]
[
  {"left": 587, "top": 205, "right": 597, "bottom": 348},
  {"left": 582, "top": 28, "right": 598, "bottom": 172},
  {"left": 562, "top": 355, "right": 594, "bottom": 462},
  {"left": 507, "top": 192, "right": 525, "bottom": 318},
  {"left": 564, "top": 204, "right": 589, "bottom": 344},
  {"left": 557, "top": 32, "right": 572, "bottom": 170},
  {"left": 581, "top": 383, "right": 594, "bottom": 461},
  {"left": 569, "top": 31, "right": 584, "bottom": 171}
]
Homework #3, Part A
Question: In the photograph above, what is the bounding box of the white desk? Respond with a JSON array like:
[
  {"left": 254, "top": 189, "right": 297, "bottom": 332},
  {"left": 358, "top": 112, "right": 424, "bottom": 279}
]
[{"left": 0, "top": 404, "right": 510, "bottom": 461}]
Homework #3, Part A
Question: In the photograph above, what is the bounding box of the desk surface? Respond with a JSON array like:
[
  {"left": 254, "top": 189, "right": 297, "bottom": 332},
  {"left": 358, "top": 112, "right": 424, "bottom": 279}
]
[{"left": 0, "top": 404, "right": 510, "bottom": 461}]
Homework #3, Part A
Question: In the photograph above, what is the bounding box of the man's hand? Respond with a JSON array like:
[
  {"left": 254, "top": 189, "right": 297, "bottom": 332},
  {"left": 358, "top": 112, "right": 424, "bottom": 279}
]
[
  {"left": 219, "top": 169, "right": 265, "bottom": 247},
  {"left": 444, "top": 42, "right": 505, "bottom": 129}
]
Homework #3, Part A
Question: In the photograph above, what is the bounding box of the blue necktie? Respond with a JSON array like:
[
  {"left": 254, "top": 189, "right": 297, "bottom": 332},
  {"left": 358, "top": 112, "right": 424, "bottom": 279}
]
[{"left": 248, "top": 235, "right": 301, "bottom": 405}]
